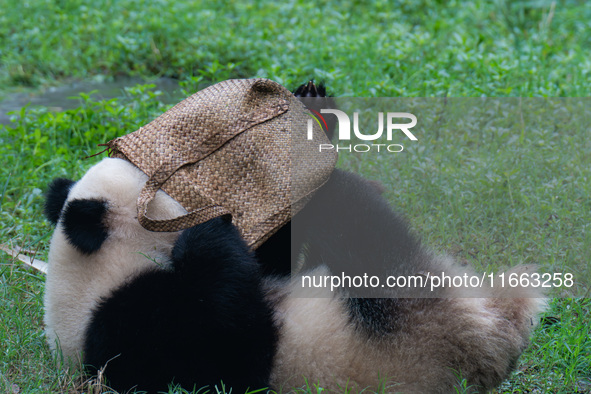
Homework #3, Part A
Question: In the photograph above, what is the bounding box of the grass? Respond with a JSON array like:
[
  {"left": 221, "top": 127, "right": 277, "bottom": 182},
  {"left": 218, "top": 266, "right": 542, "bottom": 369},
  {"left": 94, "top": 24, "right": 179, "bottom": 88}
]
[
  {"left": 1, "top": 0, "right": 590, "bottom": 393},
  {"left": 336, "top": 97, "right": 591, "bottom": 294},
  {"left": 1, "top": 0, "right": 591, "bottom": 96},
  {"left": 497, "top": 298, "right": 591, "bottom": 393}
]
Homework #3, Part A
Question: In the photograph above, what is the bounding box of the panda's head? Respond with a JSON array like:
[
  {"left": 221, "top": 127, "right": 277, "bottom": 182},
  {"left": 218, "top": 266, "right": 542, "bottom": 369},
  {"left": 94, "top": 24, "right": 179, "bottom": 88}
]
[
  {"left": 43, "top": 157, "right": 186, "bottom": 363},
  {"left": 44, "top": 157, "right": 189, "bottom": 255}
]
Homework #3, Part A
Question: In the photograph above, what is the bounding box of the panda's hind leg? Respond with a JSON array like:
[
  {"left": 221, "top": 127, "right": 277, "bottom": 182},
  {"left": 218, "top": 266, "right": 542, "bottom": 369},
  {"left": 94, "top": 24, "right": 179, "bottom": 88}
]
[{"left": 83, "top": 217, "right": 277, "bottom": 393}]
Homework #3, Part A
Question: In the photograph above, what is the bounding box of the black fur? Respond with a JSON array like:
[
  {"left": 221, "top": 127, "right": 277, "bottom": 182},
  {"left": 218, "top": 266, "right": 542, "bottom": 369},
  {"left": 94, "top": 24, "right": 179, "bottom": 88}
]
[
  {"left": 62, "top": 199, "right": 109, "bottom": 255},
  {"left": 44, "top": 178, "right": 75, "bottom": 225},
  {"left": 347, "top": 298, "right": 404, "bottom": 336},
  {"left": 83, "top": 217, "right": 277, "bottom": 394},
  {"left": 255, "top": 223, "right": 298, "bottom": 277}
]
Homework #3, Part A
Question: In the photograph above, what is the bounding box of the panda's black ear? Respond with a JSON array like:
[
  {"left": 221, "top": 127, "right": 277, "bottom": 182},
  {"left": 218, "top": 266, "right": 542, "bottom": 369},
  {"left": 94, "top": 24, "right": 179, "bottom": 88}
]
[
  {"left": 44, "top": 178, "right": 76, "bottom": 225},
  {"left": 62, "top": 199, "right": 109, "bottom": 255}
]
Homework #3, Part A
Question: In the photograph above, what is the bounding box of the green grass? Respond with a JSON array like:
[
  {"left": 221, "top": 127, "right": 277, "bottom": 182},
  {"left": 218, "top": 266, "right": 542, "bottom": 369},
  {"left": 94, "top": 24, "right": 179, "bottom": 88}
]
[
  {"left": 498, "top": 298, "right": 591, "bottom": 393},
  {"left": 1, "top": 0, "right": 591, "bottom": 96},
  {"left": 1, "top": 0, "right": 590, "bottom": 393},
  {"left": 335, "top": 97, "right": 591, "bottom": 294}
]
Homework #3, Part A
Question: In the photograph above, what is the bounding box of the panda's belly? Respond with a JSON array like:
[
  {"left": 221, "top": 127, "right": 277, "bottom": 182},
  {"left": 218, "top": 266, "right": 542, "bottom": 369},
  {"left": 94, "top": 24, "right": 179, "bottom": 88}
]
[
  {"left": 265, "top": 268, "right": 466, "bottom": 392},
  {"left": 266, "top": 267, "right": 388, "bottom": 391}
]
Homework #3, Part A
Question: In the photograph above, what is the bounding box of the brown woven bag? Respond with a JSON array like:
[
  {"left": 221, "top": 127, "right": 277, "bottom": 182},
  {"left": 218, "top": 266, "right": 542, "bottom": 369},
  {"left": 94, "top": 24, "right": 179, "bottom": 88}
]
[{"left": 107, "top": 78, "right": 337, "bottom": 248}]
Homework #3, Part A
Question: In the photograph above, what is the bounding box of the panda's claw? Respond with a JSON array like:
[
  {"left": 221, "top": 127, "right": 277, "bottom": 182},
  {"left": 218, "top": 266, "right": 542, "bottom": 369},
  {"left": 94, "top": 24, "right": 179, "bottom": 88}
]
[{"left": 293, "top": 80, "right": 335, "bottom": 140}]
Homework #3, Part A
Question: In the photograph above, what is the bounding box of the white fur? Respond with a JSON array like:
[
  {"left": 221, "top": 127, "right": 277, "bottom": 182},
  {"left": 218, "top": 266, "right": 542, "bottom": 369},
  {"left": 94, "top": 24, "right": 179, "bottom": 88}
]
[{"left": 44, "top": 158, "right": 186, "bottom": 364}]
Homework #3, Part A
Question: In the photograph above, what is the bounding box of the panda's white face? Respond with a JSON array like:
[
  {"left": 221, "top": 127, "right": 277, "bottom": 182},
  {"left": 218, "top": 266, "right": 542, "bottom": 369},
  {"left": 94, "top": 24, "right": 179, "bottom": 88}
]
[{"left": 44, "top": 158, "right": 186, "bottom": 363}]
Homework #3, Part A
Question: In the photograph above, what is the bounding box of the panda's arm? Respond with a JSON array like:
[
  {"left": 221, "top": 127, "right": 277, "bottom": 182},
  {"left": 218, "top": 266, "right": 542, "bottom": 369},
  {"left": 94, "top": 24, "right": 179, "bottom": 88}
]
[{"left": 83, "top": 217, "right": 277, "bottom": 393}]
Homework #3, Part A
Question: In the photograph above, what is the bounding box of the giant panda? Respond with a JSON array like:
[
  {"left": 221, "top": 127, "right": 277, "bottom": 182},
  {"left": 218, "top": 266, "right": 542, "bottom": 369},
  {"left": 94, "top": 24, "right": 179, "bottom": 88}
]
[
  {"left": 43, "top": 87, "right": 544, "bottom": 394},
  {"left": 44, "top": 157, "right": 543, "bottom": 393}
]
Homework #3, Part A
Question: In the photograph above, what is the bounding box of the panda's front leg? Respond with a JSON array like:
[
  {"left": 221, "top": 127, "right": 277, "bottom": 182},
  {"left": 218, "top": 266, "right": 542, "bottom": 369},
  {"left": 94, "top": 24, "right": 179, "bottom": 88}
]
[
  {"left": 83, "top": 217, "right": 277, "bottom": 393},
  {"left": 172, "top": 216, "right": 257, "bottom": 276}
]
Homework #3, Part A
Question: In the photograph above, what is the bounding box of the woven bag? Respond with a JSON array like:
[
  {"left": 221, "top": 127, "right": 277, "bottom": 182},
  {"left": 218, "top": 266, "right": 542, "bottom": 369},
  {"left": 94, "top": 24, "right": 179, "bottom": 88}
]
[{"left": 107, "top": 78, "right": 337, "bottom": 248}]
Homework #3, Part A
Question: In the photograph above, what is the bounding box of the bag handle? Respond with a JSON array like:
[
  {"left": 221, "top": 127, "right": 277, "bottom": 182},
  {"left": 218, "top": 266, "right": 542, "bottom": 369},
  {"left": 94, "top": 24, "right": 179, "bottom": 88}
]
[{"left": 136, "top": 148, "right": 233, "bottom": 231}]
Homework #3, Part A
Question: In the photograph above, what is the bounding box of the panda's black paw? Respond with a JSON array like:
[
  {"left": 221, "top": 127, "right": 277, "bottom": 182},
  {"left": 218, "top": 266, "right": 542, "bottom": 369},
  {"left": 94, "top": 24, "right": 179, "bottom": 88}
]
[
  {"left": 293, "top": 80, "right": 336, "bottom": 140},
  {"left": 293, "top": 80, "right": 327, "bottom": 98},
  {"left": 172, "top": 216, "right": 237, "bottom": 256},
  {"left": 171, "top": 216, "right": 253, "bottom": 274}
]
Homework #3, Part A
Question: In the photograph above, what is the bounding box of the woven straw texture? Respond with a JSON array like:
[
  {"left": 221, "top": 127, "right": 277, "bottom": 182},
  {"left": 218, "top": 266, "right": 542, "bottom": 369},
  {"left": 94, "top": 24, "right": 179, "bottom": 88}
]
[{"left": 108, "top": 78, "right": 336, "bottom": 248}]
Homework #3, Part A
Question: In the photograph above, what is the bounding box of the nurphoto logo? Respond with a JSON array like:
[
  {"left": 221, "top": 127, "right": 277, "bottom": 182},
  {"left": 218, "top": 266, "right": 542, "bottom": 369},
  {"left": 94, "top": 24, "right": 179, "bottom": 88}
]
[{"left": 307, "top": 109, "right": 418, "bottom": 153}]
